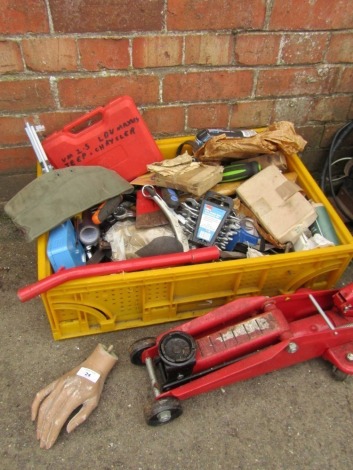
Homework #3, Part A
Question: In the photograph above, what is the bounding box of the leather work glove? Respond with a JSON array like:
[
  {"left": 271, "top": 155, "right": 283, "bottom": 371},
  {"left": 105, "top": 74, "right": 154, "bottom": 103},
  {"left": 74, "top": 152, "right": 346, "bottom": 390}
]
[{"left": 31, "top": 343, "right": 118, "bottom": 449}]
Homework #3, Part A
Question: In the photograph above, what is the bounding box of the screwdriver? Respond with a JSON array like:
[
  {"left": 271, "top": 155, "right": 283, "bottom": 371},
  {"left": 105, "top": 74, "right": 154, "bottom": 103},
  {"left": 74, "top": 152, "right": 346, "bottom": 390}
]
[
  {"left": 161, "top": 187, "right": 180, "bottom": 209},
  {"left": 92, "top": 195, "right": 123, "bottom": 224},
  {"left": 222, "top": 161, "right": 261, "bottom": 182}
]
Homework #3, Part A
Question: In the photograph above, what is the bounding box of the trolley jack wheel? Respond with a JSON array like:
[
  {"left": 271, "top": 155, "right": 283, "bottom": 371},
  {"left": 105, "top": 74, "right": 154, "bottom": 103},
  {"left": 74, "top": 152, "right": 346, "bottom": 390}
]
[
  {"left": 144, "top": 397, "right": 182, "bottom": 426},
  {"left": 332, "top": 366, "right": 349, "bottom": 381},
  {"left": 129, "top": 337, "right": 156, "bottom": 365}
]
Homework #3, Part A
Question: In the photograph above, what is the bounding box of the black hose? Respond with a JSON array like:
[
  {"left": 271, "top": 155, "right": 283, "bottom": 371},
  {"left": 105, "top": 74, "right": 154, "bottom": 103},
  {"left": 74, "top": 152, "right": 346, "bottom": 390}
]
[
  {"left": 320, "top": 121, "right": 353, "bottom": 221},
  {"left": 320, "top": 120, "right": 353, "bottom": 191}
]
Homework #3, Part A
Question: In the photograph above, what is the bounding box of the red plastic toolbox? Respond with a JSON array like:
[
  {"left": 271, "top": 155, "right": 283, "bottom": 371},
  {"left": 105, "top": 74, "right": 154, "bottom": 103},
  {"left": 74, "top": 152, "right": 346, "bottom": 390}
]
[{"left": 42, "top": 96, "right": 163, "bottom": 181}]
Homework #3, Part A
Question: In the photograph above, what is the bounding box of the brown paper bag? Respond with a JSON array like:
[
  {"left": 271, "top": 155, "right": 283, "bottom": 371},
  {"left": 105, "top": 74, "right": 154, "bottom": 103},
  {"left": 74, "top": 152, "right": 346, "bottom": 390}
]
[{"left": 196, "top": 121, "right": 307, "bottom": 162}]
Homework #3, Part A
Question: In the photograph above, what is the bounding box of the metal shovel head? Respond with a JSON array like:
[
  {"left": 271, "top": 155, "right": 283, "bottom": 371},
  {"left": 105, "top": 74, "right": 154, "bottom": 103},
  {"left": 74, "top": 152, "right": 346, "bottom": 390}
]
[{"left": 5, "top": 166, "right": 133, "bottom": 242}]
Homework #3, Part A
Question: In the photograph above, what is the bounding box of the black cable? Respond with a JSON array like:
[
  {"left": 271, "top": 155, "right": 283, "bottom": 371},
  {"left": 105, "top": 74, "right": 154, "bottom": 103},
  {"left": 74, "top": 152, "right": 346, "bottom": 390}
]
[
  {"left": 320, "top": 120, "right": 353, "bottom": 222},
  {"left": 320, "top": 120, "right": 353, "bottom": 191}
]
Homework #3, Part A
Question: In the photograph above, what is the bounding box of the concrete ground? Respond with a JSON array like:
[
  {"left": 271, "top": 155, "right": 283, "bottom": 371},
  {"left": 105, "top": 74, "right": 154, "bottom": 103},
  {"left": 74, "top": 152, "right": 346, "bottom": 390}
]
[{"left": 1, "top": 172, "right": 353, "bottom": 470}]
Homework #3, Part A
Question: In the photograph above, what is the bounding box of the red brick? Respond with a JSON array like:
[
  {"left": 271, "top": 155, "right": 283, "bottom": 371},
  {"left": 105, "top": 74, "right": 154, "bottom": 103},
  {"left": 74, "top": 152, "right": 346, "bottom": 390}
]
[
  {"left": 230, "top": 100, "right": 275, "bottom": 128},
  {"left": 22, "top": 38, "right": 78, "bottom": 73},
  {"left": 0, "top": 117, "right": 30, "bottom": 145},
  {"left": 0, "top": 80, "right": 54, "bottom": 112},
  {"left": 296, "top": 125, "right": 324, "bottom": 149},
  {"left": 38, "top": 111, "right": 85, "bottom": 136},
  {"left": 321, "top": 123, "right": 353, "bottom": 149},
  {"left": 141, "top": 107, "right": 185, "bottom": 135},
  {"left": 0, "top": 147, "right": 36, "bottom": 173},
  {"left": 79, "top": 38, "right": 130, "bottom": 71},
  {"left": 185, "top": 35, "right": 233, "bottom": 66},
  {"left": 321, "top": 124, "right": 344, "bottom": 147},
  {"left": 0, "top": 0, "right": 49, "bottom": 34},
  {"left": 273, "top": 97, "right": 312, "bottom": 125},
  {"left": 281, "top": 33, "right": 329, "bottom": 65},
  {"left": 270, "top": 0, "right": 353, "bottom": 30},
  {"left": 342, "top": 128, "right": 353, "bottom": 146},
  {"left": 0, "top": 41, "right": 23, "bottom": 73},
  {"left": 235, "top": 33, "right": 280, "bottom": 66},
  {"left": 57, "top": 76, "right": 160, "bottom": 108},
  {"left": 300, "top": 148, "right": 327, "bottom": 174},
  {"left": 188, "top": 104, "right": 229, "bottom": 129},
  {"left": 309, "top": 96, "right": 352, "bottom": 122},
  {"left": 49, "top": 0, "right": 163, "bottom": 33},
  {"left": 326, "top": 33, "right": 353, "bottom": 63},
  {"left": 133, "top": 36, "right": 183, "bottom": 68},
  {"left": 324, "top": 123, "right": 353, "bottom": 147},
  {"left": 336, "top": 67, "right": 353, "bottom": 93},
  {"left": 256, "top": 67, "right": 340, "bottom": 97},
  {"left": 163, "top": 70, "right": 254, "bottom": 102},
  {"left": 167, "top": 0, "right": 266, "bottom": 30}
]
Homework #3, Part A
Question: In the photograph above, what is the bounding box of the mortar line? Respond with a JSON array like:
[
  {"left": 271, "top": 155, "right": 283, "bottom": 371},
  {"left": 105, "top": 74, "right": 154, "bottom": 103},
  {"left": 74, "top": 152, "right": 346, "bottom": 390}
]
[{"left": 44, "top": 0, "right": 55, "bottom": 34}]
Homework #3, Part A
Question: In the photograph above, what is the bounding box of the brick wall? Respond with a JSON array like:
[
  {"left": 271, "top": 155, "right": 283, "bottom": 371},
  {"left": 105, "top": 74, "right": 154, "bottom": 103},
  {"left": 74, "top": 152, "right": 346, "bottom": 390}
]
[{"left": 0, "top": 0, "right": 352, "bottom": 177}]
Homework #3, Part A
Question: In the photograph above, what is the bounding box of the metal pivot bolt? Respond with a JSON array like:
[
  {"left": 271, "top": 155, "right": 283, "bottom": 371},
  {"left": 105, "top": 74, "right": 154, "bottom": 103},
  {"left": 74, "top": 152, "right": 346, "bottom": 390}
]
[
  {"left": 346, "top": 352, "right": 353, "bottom": 362},
  {"left": 287, "top": 342, "right": 299, "bottom": 354}
]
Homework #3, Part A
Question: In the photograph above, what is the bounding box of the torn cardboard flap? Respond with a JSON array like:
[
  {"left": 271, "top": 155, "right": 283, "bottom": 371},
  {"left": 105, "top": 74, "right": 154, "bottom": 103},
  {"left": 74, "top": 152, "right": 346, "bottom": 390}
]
[
  {"left": 148, "top": 153, "right": 193, "bottom": 170},
  {"left": 196, "top": 121, "right": 307, "bottom": 162},
  {"left": 148, "top": 157, "right": 200, "bottom": 177},
  {"left": 147, "top": 153, "right": 223, "bottom": 196},
  {"left": 236, "top": 165, "right": 317, "bottom": 244},
  {"left": 234, "top": 199, "right": 286, "bottom": 249}
]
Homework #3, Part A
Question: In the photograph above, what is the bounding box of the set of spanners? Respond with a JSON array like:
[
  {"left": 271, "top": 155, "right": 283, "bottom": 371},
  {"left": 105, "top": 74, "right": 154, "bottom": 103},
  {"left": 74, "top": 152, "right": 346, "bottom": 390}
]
[{"left": 175, "top": 198, "right": 242, "bottom": 250}]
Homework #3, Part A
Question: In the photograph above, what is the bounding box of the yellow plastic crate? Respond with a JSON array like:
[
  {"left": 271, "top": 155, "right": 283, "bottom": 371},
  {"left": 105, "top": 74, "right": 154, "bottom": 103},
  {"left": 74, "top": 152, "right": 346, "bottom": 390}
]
[{"left": 37, "top": 136, "right": 353, "bottom": 340}]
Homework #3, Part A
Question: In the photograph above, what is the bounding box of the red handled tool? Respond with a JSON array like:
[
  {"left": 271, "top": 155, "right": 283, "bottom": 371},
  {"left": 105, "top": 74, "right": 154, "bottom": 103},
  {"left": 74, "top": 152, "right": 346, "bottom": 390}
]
[
  {"left": 92, "top": 195, "right": 123, "bottom": 224},
  {"left": 17, "top": 246, "right": 220, "bottom": 302}
]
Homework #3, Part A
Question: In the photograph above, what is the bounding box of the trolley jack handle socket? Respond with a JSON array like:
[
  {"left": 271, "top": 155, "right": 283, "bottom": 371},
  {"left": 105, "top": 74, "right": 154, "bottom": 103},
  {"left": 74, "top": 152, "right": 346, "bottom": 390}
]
[
  {"left": 309, "top": 294, "right": 336, "bottom": 331},
  {"left": 145, "top": 357, "right": 161, "bottom": 397}
]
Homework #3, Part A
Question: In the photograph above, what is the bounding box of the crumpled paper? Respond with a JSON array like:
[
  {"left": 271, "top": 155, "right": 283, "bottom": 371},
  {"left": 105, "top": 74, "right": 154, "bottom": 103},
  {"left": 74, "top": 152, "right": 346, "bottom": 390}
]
[
  {"left": 196, "top": 121, "right": 307, "bottom": 162},
  {"left": 105, "top": 220, "right": 189, "bottom": 260}
]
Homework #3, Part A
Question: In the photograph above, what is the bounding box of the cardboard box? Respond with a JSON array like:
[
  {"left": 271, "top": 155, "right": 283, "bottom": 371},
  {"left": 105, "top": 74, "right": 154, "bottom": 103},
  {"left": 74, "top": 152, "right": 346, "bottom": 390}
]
[
  {"left": 147, "top": 154, "right": 223, "bottom": 196},
  {"left": 236, "top": 165, "right": 317, "bottom": 244}
]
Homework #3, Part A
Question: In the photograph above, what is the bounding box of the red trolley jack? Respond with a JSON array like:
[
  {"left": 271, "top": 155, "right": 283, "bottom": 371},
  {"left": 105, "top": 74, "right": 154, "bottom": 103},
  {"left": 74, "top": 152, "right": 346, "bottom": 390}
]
[{"left": 129, "top": 282, "right": 353, "bottom": 426}]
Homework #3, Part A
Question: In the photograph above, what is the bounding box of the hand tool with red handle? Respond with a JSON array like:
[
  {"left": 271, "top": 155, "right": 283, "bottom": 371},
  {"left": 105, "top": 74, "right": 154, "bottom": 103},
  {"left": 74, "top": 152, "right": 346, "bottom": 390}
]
[{"left": 18, "top": 246, "right": 220, "bottom": 302}]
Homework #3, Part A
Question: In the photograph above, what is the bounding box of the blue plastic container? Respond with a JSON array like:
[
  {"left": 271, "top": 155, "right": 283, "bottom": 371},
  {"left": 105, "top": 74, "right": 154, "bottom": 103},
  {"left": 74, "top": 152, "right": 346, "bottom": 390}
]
[{"left": 47, "top": 219, "right": 86, "bottom": 272}]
